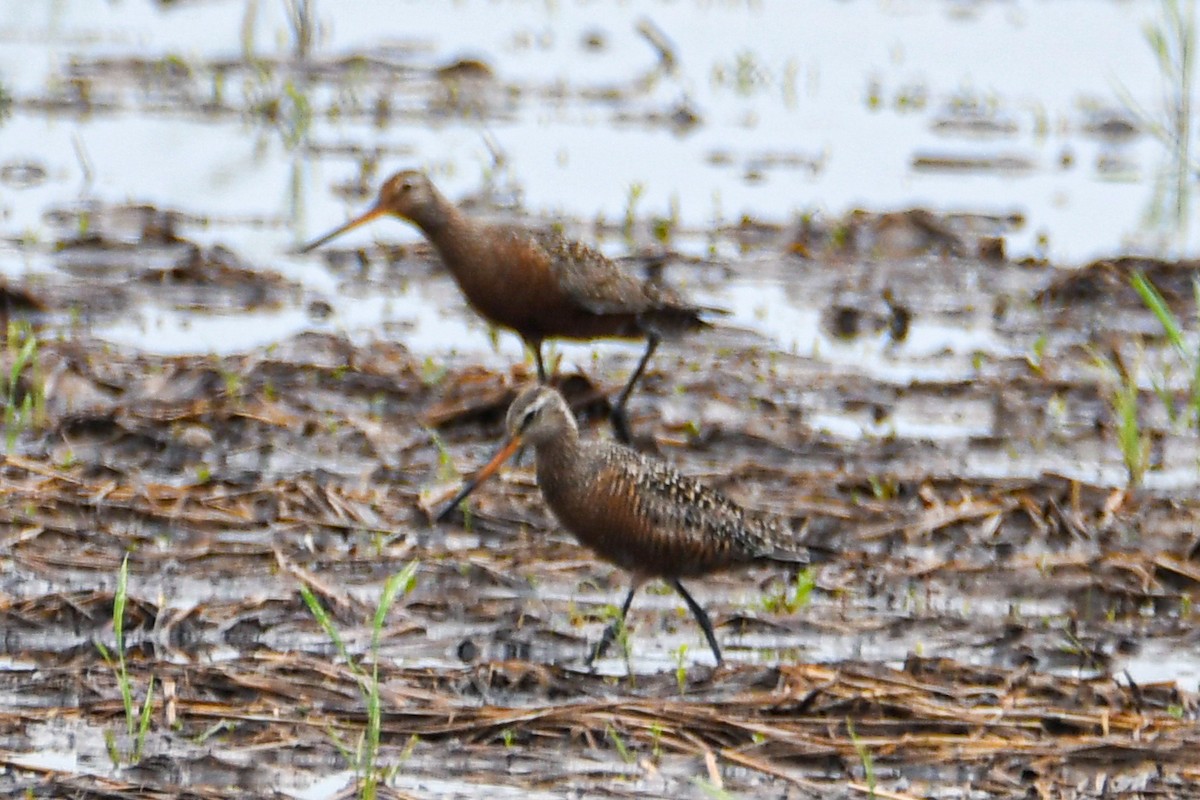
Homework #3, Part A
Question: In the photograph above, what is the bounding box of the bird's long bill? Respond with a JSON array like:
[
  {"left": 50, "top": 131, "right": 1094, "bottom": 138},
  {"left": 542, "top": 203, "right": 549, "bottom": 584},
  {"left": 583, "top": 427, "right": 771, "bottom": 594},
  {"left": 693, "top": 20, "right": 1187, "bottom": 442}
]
[
  {"left": 435, "top": 434, "right": 525, "bottom": 522},
  {"left": 297, "top": 205, "right": 387, "bottom": 253}
]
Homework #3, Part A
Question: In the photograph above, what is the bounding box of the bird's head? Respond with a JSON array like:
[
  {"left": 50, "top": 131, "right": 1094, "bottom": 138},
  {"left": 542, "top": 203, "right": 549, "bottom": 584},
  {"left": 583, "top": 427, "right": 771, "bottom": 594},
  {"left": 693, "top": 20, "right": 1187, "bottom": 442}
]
[{"left": 298, "top": 169, "right": 441, "bottom": 253}]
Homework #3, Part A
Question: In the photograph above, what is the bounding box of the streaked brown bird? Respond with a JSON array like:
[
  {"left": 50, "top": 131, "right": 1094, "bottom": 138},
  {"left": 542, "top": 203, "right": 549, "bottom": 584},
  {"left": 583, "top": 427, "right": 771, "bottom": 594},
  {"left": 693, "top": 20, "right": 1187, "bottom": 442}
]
[
  {"left": 436, "top": 384, "right": 811, "bottom": 665},
  {"left": 300, "top": 170, "right": 715, "bottom": 443}
]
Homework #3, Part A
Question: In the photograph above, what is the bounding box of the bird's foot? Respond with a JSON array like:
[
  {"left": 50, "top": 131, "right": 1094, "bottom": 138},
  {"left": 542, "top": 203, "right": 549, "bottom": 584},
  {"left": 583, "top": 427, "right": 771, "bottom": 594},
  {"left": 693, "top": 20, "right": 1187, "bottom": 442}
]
[{"left": 585, "top": 622, "right": 621, "bottom": 669}]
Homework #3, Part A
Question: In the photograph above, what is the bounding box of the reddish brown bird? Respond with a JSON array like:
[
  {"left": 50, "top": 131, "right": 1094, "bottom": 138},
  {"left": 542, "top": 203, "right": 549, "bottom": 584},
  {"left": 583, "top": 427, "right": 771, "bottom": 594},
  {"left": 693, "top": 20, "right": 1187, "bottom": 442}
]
[
  {"left": 301, "top": 170, "right": 714, "bottom": 443},
  {"left": 436, "top": 384, "right": 811, "bottom": 665}
]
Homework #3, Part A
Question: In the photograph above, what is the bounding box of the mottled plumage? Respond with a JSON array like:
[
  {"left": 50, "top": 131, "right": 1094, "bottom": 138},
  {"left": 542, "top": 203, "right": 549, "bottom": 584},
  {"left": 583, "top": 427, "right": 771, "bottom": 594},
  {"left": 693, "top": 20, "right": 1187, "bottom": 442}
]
[
  {"left": 437, "top": 385, "right": 810, "bottom": 666},
  {"left": 301, "top": 170, "right": 713, "bottom": 443}
]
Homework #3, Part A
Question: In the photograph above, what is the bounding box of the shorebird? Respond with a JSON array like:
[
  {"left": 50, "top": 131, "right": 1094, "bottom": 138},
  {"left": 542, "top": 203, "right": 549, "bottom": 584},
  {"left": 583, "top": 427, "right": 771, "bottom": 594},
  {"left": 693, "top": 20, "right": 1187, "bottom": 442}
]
[
  {"left": 301, "top": 170, "right": 715, "bottom": 443},
  {"left": 436, "top": 384, "right": 811, "bottom": 665}
]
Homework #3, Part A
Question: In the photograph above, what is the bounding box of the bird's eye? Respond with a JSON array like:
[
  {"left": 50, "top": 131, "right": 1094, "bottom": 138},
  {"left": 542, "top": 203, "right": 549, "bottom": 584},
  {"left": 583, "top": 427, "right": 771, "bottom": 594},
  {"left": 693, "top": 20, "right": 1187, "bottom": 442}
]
[
  {"left": 400, "top": 181, "right": 413, "bottom": 193},
  {"left": 518, "top": 408, "right": 537, "bottom": 432}
]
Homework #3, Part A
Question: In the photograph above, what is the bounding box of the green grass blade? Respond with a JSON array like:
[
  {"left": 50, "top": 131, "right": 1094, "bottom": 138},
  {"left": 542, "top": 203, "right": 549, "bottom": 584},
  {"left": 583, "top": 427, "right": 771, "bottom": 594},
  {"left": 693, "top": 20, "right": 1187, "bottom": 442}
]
[
  {"left": 365, "top": 561, "right": 418, "bottom": 793},
  {"left": 1192, "top": 279, "right": 1200, "bottom": 422},
  {"left": 690, "top": 777, "right": 741, "bottom": 800},
  {"left": 324, "top": 724, "right": 357, "bottom": 765},
  {"left": 114, "top": 555, "right": 135, "bottom": 734},
  {"left": 847, "top": 718, "right": 877, "bottom": 798},
  {"left": 118, "top": 674, "right": 136, "bottom": 736},
  {"left": 605, "top": 723, "right": 636, "bottom": 764},
  {"left": 791, "top": 567, "right": 816, "bottom": 609},
  {"left": 133, "top": 675, "right": 156, "bottom": 762},
  {"left": 114, "top": 555, "right": 129, "bottom": 650},
  {"left": 103, "top": 729, "right": 121, "bottom": 768},
  {"left": 363, "top": 673, "right": 381, "bottom": 798},
  {"left": 10, "top": 334, "right": 36, "bottom": 389},
  {"left": 371, "top": 560, "right": 419, "bottom": 655},
  {"left": 1132, "top": 271, "right": 1188, "bottom": 357},
  {"left": 299, "top": 585, "right": 359, "bottom": 680}
]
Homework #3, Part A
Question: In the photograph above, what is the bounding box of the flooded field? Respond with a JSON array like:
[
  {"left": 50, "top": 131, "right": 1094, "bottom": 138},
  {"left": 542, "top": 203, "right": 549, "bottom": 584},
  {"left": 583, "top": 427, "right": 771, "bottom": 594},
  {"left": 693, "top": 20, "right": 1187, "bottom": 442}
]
[{"left": 2, "top": 1, "right": 1200, "bottom": 798}]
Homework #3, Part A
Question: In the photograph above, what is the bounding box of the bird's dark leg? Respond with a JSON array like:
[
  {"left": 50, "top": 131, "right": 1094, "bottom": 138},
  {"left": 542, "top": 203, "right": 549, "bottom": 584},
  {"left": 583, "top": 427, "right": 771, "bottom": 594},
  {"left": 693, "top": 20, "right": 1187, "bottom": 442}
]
[
  {"left": 586, "top": 581, "right": 641, "bottom": 666},
  {"left": 610, "top": 335, "right": 659, "bottom": 444},
  {"left": 669, "top": 577, "right": 723, "bottom": 666},
  {"left": 512, "top": 340, "right": 546, "bottom": 468},
  {"left": 532, "top": 341, "right": 547, "bottom": 383}
]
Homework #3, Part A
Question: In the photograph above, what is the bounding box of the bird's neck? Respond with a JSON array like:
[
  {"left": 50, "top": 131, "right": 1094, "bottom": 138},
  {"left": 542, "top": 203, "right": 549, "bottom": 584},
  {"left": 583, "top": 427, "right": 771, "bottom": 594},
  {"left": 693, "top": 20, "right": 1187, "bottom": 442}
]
[
  {"left": 413, "top": 201, "right": 492, "bottom": 282},
  {"left": 533, "top": 424, "right": 584, "bottom": 482},
  {"left": 407, "top": 193, "right": 467, "bottom": 242}
]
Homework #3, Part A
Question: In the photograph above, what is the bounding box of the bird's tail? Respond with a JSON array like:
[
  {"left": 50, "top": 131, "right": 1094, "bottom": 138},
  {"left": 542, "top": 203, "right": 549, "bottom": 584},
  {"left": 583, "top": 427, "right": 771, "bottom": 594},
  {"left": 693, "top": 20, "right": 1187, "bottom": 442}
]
[
  {"left": 745, "top": 511, "right": 827, "bottom": 565},
  {"left": 642, "top": 303, "right": 727, "bottom": 339}
]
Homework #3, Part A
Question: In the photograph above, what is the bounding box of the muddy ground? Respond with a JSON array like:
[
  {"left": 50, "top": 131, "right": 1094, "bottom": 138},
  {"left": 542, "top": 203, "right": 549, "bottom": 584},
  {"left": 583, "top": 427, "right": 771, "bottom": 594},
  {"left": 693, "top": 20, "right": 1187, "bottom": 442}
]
[{"left": 2, "top": 206, "right": 1200, "bottom": 799}]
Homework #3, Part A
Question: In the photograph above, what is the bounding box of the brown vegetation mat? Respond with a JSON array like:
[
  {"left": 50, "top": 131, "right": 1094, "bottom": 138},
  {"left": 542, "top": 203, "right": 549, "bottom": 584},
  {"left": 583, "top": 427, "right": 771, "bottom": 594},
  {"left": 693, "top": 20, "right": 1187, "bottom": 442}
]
[
  {"left": 3, "top": 224, "right": 1200, "bottom": 796},
  {"left": 0, "top": 652, "right": 1195, "bottom": 796},
  {"left": 0, "top": 656, "right": 1197, "bottom": 798},
  {"left": 1, "top": 318, "right": 1199, "bottom": 797}
]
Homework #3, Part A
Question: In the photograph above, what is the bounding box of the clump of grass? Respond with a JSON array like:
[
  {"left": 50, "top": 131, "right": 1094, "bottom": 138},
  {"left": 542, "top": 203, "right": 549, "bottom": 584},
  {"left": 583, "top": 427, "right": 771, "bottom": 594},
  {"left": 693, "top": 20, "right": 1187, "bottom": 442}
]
[
  {"left": 605, "top": 723, "right": 637, "bottom": 764},
  {"left": 240, "top": 0, "right": 318, "bottom": 62},
  {"left": 95, "top": 555, "right": 156, "bottom": 766},
  {"left": 847, "top": 719, "right": 877, "bottom": 799},
  {"left": 623, "top": 181, "right": 646, "bottom": 245},
  {"left": 238, "top": 1, "right": 315, "bottom": 148},
  {"left": 420, "top": 356, "right": 447, "bottom": 387},
  {"left": 0, "top": 77, "right": 12, "bottom": 120},
  {"left": 428, "top": 432, "right": 458, "bottom": 482},
  {"left": 711, "top": 51, "right": 770, "bottom": 97},
  {"left": 691, "top": 776, "right": 742, "bottom": 799},
  {"left": 866, "top": 475, "right": 898, "bottom": 501},
  {"left": 761, "top": 567, "right": 816, "bottom": 615},
  {"left": 4, "top": 321, "right": 47, "bottom": 452},
  {"left": 1132, "top": 270, "right": 1200, "bottom": 428},
  {"left": 672, "top": 643, "right": 689, "bottom": 694},
  {"left": 301, "top": 560, "right": 419, "bottom": 799},
  {"left": 1092, "top": 349, "right": 1151, "bottom": 488},
  {"left": 1116, "top": 0, "right": 1197, "bottom": 249},
  {"left": 220, "top": 367, "right": 244, "bottom": 401},
  {"left": 593, "top": 601, "right": 634, "bottom": 673},
  {"left": 1025, "top": 333, "right": 1049, "bottom": 376},
  {"left": 278, "top": 79, "right": 314, "bottom": 147},
  {"left": 648, "top": 721, "right": 665, "bottom": 761},
  {"left": 281, "top": 0, "right": 316, "bottom": 61},
  {"left": 652, "top": 193, "right": 681, "bottom": 245}
]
